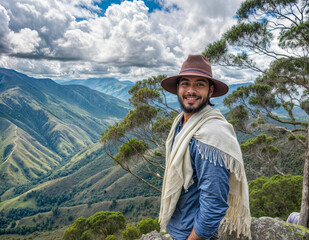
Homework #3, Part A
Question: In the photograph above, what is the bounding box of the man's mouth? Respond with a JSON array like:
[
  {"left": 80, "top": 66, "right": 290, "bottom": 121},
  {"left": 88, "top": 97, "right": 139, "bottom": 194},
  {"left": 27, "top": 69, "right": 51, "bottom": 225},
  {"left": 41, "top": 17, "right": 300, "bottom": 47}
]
[{"left": 183, "top": 95, "right": 201, "bottom": 103}]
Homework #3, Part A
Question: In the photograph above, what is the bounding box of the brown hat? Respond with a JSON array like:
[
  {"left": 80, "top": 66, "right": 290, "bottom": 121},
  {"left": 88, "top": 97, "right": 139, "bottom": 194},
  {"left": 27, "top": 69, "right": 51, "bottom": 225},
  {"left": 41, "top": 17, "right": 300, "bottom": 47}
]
[{"left": 161, "top": 54, "right": 229, "bottom": 97}]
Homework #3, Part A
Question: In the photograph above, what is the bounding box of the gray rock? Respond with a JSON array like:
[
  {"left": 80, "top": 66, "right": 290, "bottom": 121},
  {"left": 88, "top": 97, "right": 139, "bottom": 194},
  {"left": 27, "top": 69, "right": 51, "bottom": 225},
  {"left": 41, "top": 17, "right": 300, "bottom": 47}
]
[
  {"left": 219, "top": 217, "right": 309, "bottom": 240},
  {"left": 139, "top": 231, "right": 170, "bottom": 240},
  {"left": 141, "top": 218, "right": 309, "bottom": 240}
]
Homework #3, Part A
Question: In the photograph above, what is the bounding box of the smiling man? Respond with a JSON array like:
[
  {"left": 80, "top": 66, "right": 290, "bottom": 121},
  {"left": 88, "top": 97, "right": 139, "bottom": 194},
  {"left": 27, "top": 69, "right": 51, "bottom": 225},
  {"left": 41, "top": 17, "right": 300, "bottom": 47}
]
[{"left": 159, "top": 55, "right": 251, "bottom": 240}]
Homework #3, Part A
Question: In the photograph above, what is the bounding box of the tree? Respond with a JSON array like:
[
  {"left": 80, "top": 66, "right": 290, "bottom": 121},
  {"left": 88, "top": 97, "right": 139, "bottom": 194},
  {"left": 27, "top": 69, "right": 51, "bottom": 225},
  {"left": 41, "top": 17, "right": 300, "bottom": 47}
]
[
  {"left": 137, "top": 217, "right": 160, "bottom": 234},
  {"left": 63, "top": 216, "right": 88, "bottom": 240},
  {"left": 52, "top": 206, "right": 60, "bottom": 218},
  {"left": 204, "top": 0, "right": 308, "bottom": 227},
  {"left": 87, "top": 211, "right": 126, "bottom": 238},
  {"left": 106, "top": 235, "right": 118, "bottom": 240},
  {"left": 122, "top": 224, "right": 142, "bottom": 240},
  {"left": 249, "top": 174, "right": 303, "bottom": 219},
  {"left": 101, "top": 75, "right": 178, "bottom": 192},
  {"left": 63, "top": 226, "right": 83, "bottom": 240}
]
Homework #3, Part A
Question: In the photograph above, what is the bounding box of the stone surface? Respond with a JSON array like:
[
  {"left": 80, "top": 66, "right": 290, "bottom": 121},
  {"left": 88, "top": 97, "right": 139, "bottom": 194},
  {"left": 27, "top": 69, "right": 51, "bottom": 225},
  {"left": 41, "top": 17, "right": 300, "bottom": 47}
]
[
  {"left": 139, "top": 231, "right": 170, "bottom": 240},
  {"left": 219, "top": 217, "right": 309, "bottom": 240},
  {"left": 142, "top": 218, "right": 309, "bottom": 240}
]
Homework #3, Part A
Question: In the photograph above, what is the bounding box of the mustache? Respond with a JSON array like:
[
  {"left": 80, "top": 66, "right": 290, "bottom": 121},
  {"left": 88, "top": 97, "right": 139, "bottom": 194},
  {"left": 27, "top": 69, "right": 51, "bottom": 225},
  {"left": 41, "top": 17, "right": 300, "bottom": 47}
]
[{"left": 183, "top": 94, "right": 201, "bottom": 99}]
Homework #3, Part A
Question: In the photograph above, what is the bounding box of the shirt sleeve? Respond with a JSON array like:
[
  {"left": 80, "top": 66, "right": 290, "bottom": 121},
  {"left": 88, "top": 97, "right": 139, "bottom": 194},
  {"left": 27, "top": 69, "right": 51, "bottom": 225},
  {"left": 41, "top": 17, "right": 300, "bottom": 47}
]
[{"left": 190, "top": 138, "right": 230, "bottom": 239}]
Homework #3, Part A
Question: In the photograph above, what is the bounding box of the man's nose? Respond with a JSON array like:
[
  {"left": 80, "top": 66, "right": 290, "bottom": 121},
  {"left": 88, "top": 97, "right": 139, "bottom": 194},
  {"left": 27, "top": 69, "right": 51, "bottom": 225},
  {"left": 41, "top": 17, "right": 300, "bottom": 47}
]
[{"left": 186, "top": 84, "right": 197, "bottom": 94}]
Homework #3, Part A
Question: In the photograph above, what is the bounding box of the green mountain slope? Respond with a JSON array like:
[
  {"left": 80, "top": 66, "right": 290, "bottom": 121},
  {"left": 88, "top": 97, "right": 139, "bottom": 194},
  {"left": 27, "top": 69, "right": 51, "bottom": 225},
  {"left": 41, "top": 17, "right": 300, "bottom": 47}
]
[
  {"left": 0, "top": 68, "right": 159, "bottom": 238},
  {"left": 0, "top": 68, "right": 129, "bottom": 192},
  {"left": 0, "top": 119, "right": 61, "bottom": 187}
]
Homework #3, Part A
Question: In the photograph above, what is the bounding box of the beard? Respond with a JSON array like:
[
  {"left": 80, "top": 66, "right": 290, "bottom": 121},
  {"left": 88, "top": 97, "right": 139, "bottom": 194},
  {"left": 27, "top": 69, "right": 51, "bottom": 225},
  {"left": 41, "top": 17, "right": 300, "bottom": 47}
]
[{"left": 178, "top": 94, "right": 208, "bottom": 114}]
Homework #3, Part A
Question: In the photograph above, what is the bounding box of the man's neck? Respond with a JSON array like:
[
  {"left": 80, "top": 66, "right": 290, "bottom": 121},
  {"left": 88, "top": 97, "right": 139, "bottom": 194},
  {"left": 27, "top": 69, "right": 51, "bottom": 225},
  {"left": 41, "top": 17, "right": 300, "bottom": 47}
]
[
  {"left": 182, "top": 112, "right": 193, "bottom": 126},
  {"left": 182, "top": 105, "right": 211, "bottom": 126}
]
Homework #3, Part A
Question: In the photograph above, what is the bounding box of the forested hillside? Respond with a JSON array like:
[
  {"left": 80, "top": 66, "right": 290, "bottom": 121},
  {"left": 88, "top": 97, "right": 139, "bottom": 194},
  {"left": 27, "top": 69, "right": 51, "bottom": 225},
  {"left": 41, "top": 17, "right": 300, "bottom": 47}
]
[{"left": 0, "top": 68, "right": 129, "bottom": 192}]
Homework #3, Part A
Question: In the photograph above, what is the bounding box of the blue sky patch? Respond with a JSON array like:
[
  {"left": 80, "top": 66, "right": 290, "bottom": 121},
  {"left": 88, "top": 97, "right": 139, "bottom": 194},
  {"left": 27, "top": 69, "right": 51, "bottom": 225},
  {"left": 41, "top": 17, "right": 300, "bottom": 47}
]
[{"left": 94, "top": 0, "right": 163, "bottom": 16}]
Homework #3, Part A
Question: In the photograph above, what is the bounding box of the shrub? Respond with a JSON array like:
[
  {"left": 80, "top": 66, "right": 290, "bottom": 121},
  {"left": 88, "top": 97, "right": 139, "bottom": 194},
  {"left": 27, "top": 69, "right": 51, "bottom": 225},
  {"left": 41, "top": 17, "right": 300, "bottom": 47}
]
[
  {"left": 106, "top": 235, "right": 117, "bottom": 240},
  {"left": 122, "top": 225, "right": 141, "bottom": 240},
  {"left": 137, "top": 217, "right": 160, "bottom": 234},
  {"left": 249, "top": 174, "right": 303, "bottom": 220}
]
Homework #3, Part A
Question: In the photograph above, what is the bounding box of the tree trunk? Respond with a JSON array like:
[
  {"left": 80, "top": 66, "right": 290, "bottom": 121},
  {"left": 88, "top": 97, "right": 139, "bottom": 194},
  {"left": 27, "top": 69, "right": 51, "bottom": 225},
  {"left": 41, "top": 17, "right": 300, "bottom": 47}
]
[{"left": 298, "top": 122, "right": 309, "bottom": 228}]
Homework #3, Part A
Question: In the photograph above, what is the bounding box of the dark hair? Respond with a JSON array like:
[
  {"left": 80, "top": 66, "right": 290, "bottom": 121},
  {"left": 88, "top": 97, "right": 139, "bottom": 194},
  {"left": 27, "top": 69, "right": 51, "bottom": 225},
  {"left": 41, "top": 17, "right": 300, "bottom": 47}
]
[{"left": 208, "top": 80, "right": 215, "bottom": 106}]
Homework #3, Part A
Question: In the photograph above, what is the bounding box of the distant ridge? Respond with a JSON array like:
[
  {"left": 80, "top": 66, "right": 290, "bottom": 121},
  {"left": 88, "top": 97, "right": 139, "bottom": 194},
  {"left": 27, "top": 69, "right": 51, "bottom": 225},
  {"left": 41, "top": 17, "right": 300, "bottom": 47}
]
[
  {"left": 57, "top": 76, "right": 253, "bottom": 112},
  {"left": 57, "top": 77, "right": 134, "bottom": 102}
]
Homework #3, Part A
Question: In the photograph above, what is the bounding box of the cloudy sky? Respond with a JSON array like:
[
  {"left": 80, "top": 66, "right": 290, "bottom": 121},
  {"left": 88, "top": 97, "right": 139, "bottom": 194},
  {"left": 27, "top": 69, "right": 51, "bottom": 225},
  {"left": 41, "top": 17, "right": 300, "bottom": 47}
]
[{"left": 0, "top": 0, "right": 256, "bottom": 84}]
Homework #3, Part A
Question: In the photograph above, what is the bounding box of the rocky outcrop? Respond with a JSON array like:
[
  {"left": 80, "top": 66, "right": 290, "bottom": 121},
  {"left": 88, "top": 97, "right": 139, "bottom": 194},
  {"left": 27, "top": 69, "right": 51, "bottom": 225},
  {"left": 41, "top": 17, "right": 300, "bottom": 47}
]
[
  {"left": 141, "top": 217, "right": 309, "bottom": 240},
  {"left": 139, "top": 231, "right": 170, "bottom": 240},
  {"left": 219, "top": 217, "right": 309, "bottom": 240}
]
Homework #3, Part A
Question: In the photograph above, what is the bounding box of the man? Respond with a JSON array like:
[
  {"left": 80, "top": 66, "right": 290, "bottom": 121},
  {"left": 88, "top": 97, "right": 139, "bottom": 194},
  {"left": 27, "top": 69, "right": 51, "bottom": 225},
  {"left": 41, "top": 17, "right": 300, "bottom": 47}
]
[{"left": 159, "top": 55, "right": 251, "bottom": 240}]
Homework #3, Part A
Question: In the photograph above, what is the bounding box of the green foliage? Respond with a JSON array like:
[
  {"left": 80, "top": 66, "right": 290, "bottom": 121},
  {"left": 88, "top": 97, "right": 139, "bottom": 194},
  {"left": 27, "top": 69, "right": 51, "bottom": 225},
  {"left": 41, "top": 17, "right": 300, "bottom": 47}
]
[
  {"left": 115, "top": 138, "right": 149, "bottom": 163},
  {"left": 137, "top": 217, "right": 160, "bottom": 234},
  {"left": 152, "top": 116, "right": 174, "bottom": 135},
  {"left": 224, "top": 22, "right": 272, "bottom": 48},
  {"left": 249, "top": 174, "right": 303, "bottom": 219},
  {"left": 87, "top": 211, "right": 126, "bottom": 238},
  {"left": 236, "top": 0, "right": 298, "bottom": 20},
  {"left": 122, "top": 224, "right": 142, "bottom": 240},
  {"left": 280, "top": 22, "right": 309, "bottom": 48},
  {"left": 72, "top": 216, "right": 88, "bottom": 232},
  {"left": 52, "top": 207, "right": 60, "bottom": 218},
  {"left": 101, "top": 123, "right": 126, "bottom": 143},
  {"left": 241, "top": 134, "right": 278, "bottom": 150},
  {"left": 63, "top": 226, "right": 82, "bottom": 240},
  {"left": 106, "top": 235, "right": 118, "bottom": 240},
  {"left": 288, "top": 134, "right": 306, "bottom": 142},
  {"left": 110, "top": 199, "right": 117, "bottom": 210},
  {"left": 62, "top": 211, "right": 126, "bottom": 240},
  {"left": 80, "top": 230, "right": 92, "bottom": 240},
  {"left": 204, "top": 39, "right": 227, "bottom": 63},
  {"left": 129, "top": 88, "right": 161, "bottom": 107},
  {"left": 228, "top": 105, "right": 249, "bottom": 132}
]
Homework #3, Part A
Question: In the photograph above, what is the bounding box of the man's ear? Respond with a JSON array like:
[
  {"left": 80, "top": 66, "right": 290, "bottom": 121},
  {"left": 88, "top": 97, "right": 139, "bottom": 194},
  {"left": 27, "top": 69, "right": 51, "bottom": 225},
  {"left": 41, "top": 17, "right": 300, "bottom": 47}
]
[{"left": 209, "top": 85, "right": 214, "bottom": 98}]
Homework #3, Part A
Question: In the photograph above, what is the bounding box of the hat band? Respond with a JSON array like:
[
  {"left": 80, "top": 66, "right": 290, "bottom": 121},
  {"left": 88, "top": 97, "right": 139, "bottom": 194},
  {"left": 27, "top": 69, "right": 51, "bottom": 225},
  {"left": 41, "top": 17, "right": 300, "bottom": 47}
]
[{"left": 180, "top": 69, "right": 212, "bottom": 78}]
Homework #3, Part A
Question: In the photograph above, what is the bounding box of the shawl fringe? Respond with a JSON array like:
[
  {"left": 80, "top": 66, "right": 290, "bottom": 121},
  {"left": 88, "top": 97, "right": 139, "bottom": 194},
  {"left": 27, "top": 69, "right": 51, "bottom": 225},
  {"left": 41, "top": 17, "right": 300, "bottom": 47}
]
[
  {"left": 196, "top": 141, "right": 244, "bottom": 182},
  {"left": 197, "top": 141, "right": 252, "bottom": 239},
  {"left": 221, "top": 194, "right": 252, "bottom": 239}
]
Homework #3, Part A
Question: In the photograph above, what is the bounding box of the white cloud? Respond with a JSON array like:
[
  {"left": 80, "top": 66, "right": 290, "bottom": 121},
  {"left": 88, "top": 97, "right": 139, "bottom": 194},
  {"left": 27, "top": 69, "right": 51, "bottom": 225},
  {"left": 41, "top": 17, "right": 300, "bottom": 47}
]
[
  {"left": 0, "top": 0, "right": 254, "bottom": 84},
  {"left": 0, "top": 5, "right": 11, "bottom": 53},
  {"left": 8, "top": 28, "right": 41, "bottom": 54}
]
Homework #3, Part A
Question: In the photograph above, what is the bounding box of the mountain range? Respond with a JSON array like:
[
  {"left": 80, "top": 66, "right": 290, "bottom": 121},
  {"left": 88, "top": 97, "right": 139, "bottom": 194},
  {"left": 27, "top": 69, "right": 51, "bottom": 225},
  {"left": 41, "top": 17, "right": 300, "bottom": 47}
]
[
  {"left": 56, "top": 78, "right": 135, "bottom": 102},
  {"left": 0, "top": 68, "right": 161, "bottom": 237},
  {"left": 57, "top": 76, "right": 252, "bottom": 113},
  {"left": 0, "top": 68, "right": 129, "bottom": 193}
]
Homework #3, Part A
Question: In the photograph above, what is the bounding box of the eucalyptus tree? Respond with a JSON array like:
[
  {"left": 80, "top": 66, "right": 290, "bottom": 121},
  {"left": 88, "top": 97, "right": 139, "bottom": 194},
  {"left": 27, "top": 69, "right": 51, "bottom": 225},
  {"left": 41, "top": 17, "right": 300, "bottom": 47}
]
[
  {"left": 204, "top": 0, "right": 308, "bottom": 227},
  {"left": 101, "top": 75, "right": 178, "bottom": 192}
]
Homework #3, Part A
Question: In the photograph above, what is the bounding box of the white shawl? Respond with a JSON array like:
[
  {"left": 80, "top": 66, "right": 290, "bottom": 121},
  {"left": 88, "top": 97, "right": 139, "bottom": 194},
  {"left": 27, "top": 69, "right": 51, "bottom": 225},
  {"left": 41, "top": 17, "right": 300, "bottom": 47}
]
[{"left": 159, "top": 105, "right": 251, "bottom": 239}]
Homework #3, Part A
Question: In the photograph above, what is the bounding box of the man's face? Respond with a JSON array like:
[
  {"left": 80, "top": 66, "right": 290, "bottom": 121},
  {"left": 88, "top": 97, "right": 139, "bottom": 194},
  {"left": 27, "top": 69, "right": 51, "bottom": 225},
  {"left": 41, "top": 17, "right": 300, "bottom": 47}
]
[{"left": 177, "top": 76, "right": 214, "bottom": 114}]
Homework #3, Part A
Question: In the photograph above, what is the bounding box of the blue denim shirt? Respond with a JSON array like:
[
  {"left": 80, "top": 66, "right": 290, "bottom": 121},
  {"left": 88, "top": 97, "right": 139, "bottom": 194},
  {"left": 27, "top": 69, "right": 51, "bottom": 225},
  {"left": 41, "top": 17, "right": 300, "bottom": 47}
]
[{"left": 166, "top": 118, "right": 230, "bottom": 240}]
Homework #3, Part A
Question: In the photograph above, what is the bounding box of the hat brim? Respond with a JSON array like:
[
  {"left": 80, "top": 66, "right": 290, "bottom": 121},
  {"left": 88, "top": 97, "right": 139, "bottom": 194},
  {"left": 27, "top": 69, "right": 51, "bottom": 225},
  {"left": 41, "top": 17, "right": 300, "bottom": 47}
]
[{"left": 161, "top": 72, "right": 229, "bottom": 98}]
